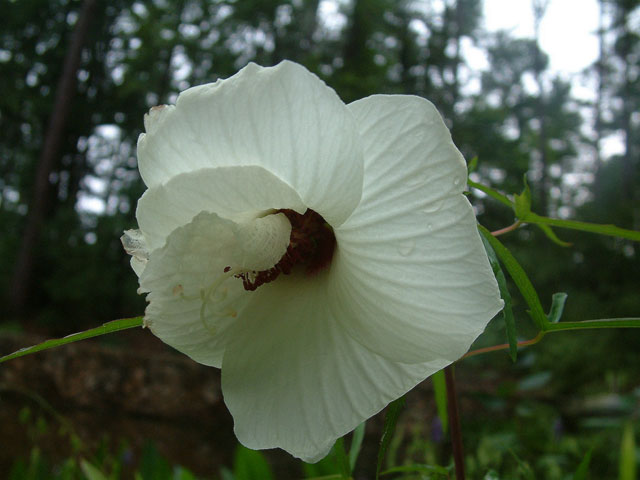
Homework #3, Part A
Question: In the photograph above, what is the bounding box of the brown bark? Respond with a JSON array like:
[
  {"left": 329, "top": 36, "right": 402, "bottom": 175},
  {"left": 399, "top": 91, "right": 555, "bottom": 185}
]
[{"left": 9, "top": 0, "right": 97, "bottom": 314}]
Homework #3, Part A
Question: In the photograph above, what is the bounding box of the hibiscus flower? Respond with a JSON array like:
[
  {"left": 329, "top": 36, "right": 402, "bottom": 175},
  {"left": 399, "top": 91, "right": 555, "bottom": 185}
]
[{"left": 122, "top": 61, "right": 503, "bottom": 462}]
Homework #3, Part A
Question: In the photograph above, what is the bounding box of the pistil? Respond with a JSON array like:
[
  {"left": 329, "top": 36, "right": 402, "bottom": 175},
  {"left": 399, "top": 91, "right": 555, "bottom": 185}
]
[{"left": 237, "top": 209, "right": 336, "bottom": 291}]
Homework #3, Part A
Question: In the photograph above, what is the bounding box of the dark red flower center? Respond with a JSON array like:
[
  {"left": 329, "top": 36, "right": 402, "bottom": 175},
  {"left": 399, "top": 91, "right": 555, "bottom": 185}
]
[{"left": 236, "top": 209, "right": 336, "bottom": 291}]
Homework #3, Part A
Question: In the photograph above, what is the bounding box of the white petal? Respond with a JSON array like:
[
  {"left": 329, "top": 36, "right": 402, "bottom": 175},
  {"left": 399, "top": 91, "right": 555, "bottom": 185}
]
[
  {"left": 331, "top": 95, "right": 503, "bottom": 364},
  {"left": 120, "top": 229, "right": 149, "bottom": 277},
  {"left": 221, "top": 273, "right": 448, "bottom": 462},
  {"left": 136, "top": 165, "right": 305, "bottom": 251},
  {"left": 140, "top": 211, "right": 291, "bottom": 367},
  {"left": 137, "top": 61, "right": 364, "bottom": 227}
]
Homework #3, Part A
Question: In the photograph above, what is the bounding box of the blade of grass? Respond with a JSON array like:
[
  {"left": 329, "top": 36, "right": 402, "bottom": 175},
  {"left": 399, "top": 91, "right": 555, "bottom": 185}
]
[
  {"left": 348, "top": 423, "right": 366, "bottom": 472},
  {"left": 332, "top": 438, "right": 351, "bottom": 479},
  {"left": 0, "top": 316, "right": 143, "bottom": 364},
  {"left": 375, "top": 396, "right": 405, "bottom": 480},
  {"left": 571, "top": 449, "right": 592, "bottom": 480},
  {"left": 432, "top": 370, "right": 448, "bottom": 434}
]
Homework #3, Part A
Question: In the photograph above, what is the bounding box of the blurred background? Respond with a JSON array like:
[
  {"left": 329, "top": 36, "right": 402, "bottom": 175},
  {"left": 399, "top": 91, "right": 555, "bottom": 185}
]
[{"left": 0, "top": 0, "right": 638, "bottom": 478}]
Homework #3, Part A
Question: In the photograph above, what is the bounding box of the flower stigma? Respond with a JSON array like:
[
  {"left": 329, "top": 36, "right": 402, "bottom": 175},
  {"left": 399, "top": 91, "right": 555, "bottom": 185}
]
[{"left": 236, "top": 209, "right": 336, "bottom": 291}]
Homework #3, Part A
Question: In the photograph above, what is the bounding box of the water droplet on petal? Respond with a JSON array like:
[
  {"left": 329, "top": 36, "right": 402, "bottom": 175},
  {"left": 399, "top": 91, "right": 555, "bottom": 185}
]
[
  {"left": 397, "top": 240, "right": 415, "bottom": 256},
  {"left": 421, "top": 199, "right": 444, "bottom": 214},
  {"left": 406, "top": 171, "right": 428, "bottom": 188}
]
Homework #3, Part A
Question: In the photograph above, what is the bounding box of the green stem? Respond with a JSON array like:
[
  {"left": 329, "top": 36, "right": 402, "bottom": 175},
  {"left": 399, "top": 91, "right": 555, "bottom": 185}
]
[
  {"left": 0, "top": 316, "right": 143, "bottom": 364},
  {"left": 445, "top": 366, "right": 465, "bottom": 480}
]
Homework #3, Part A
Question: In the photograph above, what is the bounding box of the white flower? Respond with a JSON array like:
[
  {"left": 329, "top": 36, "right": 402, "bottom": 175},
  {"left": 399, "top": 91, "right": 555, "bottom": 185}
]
[{"left": 122, "top": 61, "right": 503, "bottom": 462}]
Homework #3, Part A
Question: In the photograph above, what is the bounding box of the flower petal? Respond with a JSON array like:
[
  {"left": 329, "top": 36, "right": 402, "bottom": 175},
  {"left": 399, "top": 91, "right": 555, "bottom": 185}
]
[
  {"left": 136, "top": 165, "right": 306, "bottom": 252},
  {"left": 121, "top": 228, "right": 149, "bottom": 277},
  {"left": 331, "top": 95, "right": 503, "bottom": 364},
  {"left": 140, "top": 210, "right": 291, "bottom": 367},
  {"left": 137, "top": 61, "right": 364, "bottom": 227},
  {"left": 221, "top": 273, "right": 448, "bottom": 462}
]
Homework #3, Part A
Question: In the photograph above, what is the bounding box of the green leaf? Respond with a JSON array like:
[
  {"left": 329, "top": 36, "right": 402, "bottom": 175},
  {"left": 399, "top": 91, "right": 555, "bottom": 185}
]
[
  {"left": 332, "top": 438, "right": 351, "bottom": 479},
  {"left": 571, "top": 449, "right": 592, "bottom": 480},
  {"left": 467, "top": 180, "right": 513, "bottom": 208},
  {"left": 375, "top": 396, "right": 405, "bottom": 480},
  {"left": 481, "top": 233, "right": 517, "bottom": 361},
  {"left": 431, "top": 370, "right": 448, "bottom": 433},
  {"left": 348, "top": 422, "right": 366, "bottom": 472},
  {"left": 523, "top": 212, "right": 640, "bottom": 242},
  {"left": 619, "top": 422, "right": 636, "bottom": 480},
  {"left": 233, "top": 444, "right": 275, "bottom": 480},
  {"left": 544, "top": 318, "right": 640, "bottom": 332},
  {"left": 467, "top": 156, "right": 478, "bottom": 174},
  {"left": 80, "top": 460, "right": 109, "bottom": 480},
  {"left": 0, "top": 317, "right": 143, "bottom": 364},
  {"left": 513, "top": 175, "right": 532, "bottom": 220},
  {"left": 547, "top": 293, "right": 568, "bottom": 323},
  {"left": 380, "top": 463, "right": 450, "bottom": 477},
  {"left": 478, "top": 225, "right": 548, "bottom": 331},
  {"left": 535, "top": 223, "right": 572, "bottom": 247}
]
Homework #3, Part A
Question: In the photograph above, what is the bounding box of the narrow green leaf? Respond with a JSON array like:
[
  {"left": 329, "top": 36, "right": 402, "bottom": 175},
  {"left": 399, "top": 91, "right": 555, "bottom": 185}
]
[
  {"left": 233, "top": 444, "right": 275, "bottom": 480},
  {"left": 619, "top": 422, "right": 636, "bottom": 480},
  {"left": 524, "top": 213, "right": 640, "bottom": 242},
  {"left": 535, "top": 223, "right": 572, "bottom": 247},
  {"left": 332, "top": 438, "right": 351, "bottom": 479},
  {"left": 571, "top": 449, "right": 592, "bottom": 480},
  {"left": 376, "top": 396, "right": 405, "bottom": 480},
  {"left": 481, "top": 234, "right": 517, "bottom": 361},
  {"left": 80, "top": 460, "right": 109, "bottom": 480},
  {"left": 467, "top": 180, "right": 513, "bottom": 208},
  {"left": 547, "top": 293, "right": 568, "bottom": 323},
  {"left": 348, "top": 422, "right": 366, "bottom": 472},
  {"left": 545, "top": 318, "right": 640, "bottom": 332},
  {"left": 0, "top": 317, "right": 144, "bottom": 364},
  {"left": 467, "top": 156, "right": 478, "bottom": 174},
  {"left": 478, "top": 225, "right": 548, "bottom": 331},
  {"left": 431, "top": 370, "right": 448, "bottom": 433},
  {"left": 380, "top": 463, "right": 450, "bottom": 476}
]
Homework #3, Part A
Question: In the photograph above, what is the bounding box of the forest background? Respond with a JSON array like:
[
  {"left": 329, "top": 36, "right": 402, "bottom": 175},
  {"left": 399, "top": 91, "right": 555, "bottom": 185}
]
[{"left": 0, "top": 0, "right": 639, "bottom": 478}]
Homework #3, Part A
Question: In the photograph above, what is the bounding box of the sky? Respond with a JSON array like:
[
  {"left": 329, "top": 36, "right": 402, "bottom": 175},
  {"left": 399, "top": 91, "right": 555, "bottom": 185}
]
[{"left": 484, "top": 0, "right": 600, "bottom": 76}]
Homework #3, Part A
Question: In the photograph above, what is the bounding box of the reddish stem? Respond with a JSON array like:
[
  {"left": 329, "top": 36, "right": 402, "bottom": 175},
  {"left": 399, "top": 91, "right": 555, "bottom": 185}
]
[
  {"left": 462, "top": 331, "right": 545, "bottom": 359},
  {"left": 491, "top": 221, "right": 523, "bottom": 237}
]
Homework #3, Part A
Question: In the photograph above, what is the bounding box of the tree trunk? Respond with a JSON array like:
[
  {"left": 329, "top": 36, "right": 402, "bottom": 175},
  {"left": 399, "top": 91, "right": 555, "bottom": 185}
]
[{"left": 9, "top": 0, "right": 97, "bottom": 315}]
